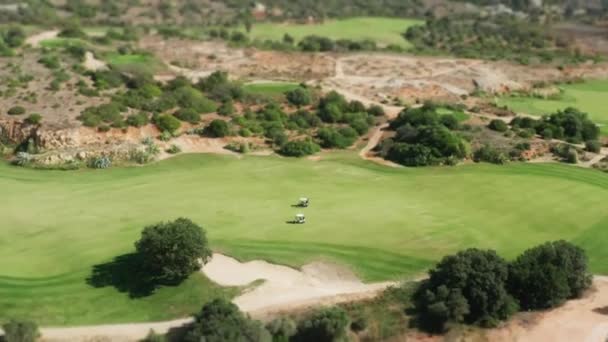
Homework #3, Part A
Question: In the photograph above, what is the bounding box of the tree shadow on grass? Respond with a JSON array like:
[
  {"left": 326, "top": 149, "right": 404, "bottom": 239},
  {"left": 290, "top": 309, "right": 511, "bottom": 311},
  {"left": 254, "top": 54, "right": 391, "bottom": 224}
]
[{"left": 87, "top": 253, "right": 181, "bottom": 298}]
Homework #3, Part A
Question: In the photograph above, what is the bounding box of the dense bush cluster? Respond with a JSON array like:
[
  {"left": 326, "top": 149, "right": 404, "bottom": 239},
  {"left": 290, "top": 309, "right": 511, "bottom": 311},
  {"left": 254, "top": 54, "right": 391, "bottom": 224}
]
[
  {"left": 413, "top": 241, "right": 591, "bottom": 333},
  {"left": 184, "top": 299, "right": 350, "bottom": 342},
  {"left": 378, "top": 104, "right": 469, "bottom": 166},
  {"left": 405, "top": 15, "right": 588, "bottom": 64},
  {"left": 510, "top": 107, "right": 600, "bottom": 143}
]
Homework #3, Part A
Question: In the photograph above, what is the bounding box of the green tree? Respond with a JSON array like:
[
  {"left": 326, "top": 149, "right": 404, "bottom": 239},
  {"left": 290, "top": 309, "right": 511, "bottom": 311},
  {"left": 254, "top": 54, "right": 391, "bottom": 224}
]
[
  {"left": 293, "top": 307, "right": 350, "bottom": 342},
  {"left": 2, "top": 320, "right": 39, "bottom": 342},
  {"left": 488, "top": 119, "right": 508, "bottom": 132},
  {"left": 286, "top": 87, "right": 312, "bottom": 108},
  {"left": 413, "top": 249, "right": 517, "bottom": 332},
  {"left": 266, "top": 317, "right": 297, "bottom": 342},
  {"left": 204, "top": 119, "right": 230, "bottom": 137},
  {"left": 508, "top": 241, "right": 592, "bottom": 310},
  {"left": 184, "top": 298, "right": 271, "bottom": 342},
  {"left": 155, "top": 114, "right": 181, "bottom": 134},
  {"left": 135, "top": 218, "right": 212, "bottom": 282},
  {"left": 279, "top": 139, "right": 321, "bottom": 157}
]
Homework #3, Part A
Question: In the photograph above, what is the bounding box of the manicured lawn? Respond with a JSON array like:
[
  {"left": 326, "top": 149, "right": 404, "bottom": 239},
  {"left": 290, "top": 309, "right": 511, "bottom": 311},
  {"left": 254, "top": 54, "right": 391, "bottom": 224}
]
[
  {"left": 103, "top": 53, "right": 165, "bottom": 73},
  {"left": 0, "top": 154, "right": 607, "bottom": 324},
  {"left": 496, "top": 79, "right": 608, "bottom": 135},
  {"left": 244, "top": 17, "right": 422, "bottom": 48},
  {"left": 243, "top": 82, "right": 301, "bottom": 98}
]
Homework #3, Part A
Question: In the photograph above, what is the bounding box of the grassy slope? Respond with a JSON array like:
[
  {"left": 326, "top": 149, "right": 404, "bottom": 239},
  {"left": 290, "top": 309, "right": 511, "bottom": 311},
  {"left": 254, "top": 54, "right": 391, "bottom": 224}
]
[
  {"left": 244, "top": 17, "right": 422, "bottom": 48},
  {"left": 496, "top": 79, "right": 608, "bottom": 135},
  {"left": 0, "top": 154, "right": 607, "bottom": 324}
]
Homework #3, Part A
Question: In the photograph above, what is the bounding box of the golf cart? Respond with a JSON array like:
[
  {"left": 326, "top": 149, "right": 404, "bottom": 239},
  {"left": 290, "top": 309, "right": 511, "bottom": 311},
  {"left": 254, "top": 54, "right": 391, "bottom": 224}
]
[
  {"left": 298, "top": 197, "right": 310, "bottom": 208},
  {"left": 294, "top": 213, "right": 306, "bottom": 224}
]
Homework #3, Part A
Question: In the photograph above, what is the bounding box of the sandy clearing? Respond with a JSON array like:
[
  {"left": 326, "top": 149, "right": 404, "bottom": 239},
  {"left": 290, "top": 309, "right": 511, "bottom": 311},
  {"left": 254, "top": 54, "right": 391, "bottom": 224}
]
[
  {"left": 25, "top": 30, "right": 59, "bottom": 48},
  {"left": 201, "top": 253, "right": 395, "bottom": 313},
  {"left": 83, "top": 52, "right": 108, "bottom": 71},
  {"left": 485, "top": 276, "right": 608, "bottom": 342}
]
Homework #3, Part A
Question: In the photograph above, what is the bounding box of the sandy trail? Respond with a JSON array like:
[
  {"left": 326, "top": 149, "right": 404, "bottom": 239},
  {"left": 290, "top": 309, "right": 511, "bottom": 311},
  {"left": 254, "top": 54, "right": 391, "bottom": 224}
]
[
  {"left": 83, "top": 52, "right": 108, "bottom": 71},
  {"left": 25, "top": 30, "right": 59, "bottom": 48},
  {"left": 6, "top": 253, "right": 393, "bottom": 342}
]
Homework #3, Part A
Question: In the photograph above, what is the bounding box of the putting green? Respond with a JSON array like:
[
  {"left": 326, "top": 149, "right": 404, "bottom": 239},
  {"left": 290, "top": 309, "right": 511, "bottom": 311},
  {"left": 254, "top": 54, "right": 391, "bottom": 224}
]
[
  {"left": 496, "top": 79, "right": 608, "bottom": 135},
  {"left": 0, "top": 154, "right": 607, "bottom": 324},
  {"left": 243, "top": 17, "right": 422, "bottom": 48}
]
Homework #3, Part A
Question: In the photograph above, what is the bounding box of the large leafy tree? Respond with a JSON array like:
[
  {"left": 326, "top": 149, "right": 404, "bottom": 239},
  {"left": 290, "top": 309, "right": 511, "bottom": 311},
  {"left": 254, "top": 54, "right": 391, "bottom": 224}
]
[
  {"left": 508, "top": 240, "right": 592, "bottom": 310},
  {"left": 184, "top": 298, "right": 271, "bottom": 342},
  {"left": 135, "top": 218, "right": 212, "bottom": 282},
  {"left": 413, "top": 249, "right": 518, "bottom": 332}
]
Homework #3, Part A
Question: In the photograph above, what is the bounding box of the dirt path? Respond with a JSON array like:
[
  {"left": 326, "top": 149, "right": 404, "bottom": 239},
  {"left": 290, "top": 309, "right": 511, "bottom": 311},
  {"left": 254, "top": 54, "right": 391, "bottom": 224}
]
[
  {"left": 358, "top": 123, "right": 401, "bottom": 168},
  {"left": 5, "top": 254, "right": 393, "bottom": 342},
  {"left": 25, "top": 30, "right": 59, "bottom": 48},
  {"left": 485, "top": 276, "right": 608, "bottom": 342}
]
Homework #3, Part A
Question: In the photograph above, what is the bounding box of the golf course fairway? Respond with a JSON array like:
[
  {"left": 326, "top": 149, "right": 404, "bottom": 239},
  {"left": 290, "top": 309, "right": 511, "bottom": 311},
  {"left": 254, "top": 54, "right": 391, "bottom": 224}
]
[{"left": 0, "top": 153, "right": 607, "bottom": 325}]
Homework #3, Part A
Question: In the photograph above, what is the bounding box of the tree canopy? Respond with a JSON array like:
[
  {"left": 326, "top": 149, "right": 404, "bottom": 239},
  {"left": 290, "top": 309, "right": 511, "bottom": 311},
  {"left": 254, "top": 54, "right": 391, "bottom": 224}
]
[{"left": 135, "top": 218, "right": 212, "bottom": 282}]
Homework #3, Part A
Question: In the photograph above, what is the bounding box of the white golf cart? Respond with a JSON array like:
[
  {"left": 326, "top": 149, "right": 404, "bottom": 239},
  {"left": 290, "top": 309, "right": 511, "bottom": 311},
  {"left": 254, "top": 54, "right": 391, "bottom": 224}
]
[
  {"left": 294, "top": 213, "right": 306, "bottom": 224},
  {"left": 298, "top": 197, "right": 310, "bottom": 208}
]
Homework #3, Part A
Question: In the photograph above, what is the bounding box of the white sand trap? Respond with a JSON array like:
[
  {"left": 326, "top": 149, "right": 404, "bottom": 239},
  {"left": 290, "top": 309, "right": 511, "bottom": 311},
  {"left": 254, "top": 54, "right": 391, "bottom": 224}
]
[
  {"left": 25, "top": 30, "right": 59, "bottom": 47},
  {"left": 202, "top": 253, "right": 395, "bottom": 314},
  {"left": 83, "top": 51, "right": 108, "bottom": 71}
]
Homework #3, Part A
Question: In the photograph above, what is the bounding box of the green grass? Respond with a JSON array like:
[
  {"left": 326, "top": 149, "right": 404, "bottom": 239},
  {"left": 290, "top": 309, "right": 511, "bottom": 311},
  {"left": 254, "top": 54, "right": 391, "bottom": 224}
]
[
  {"left": 103, "top": 53, "right": 166, "bottom": 74},
  {"left": 437, "top": 108, "right": 470, "bottom": 122},
  {"left": 243, "top": 82, "right": 301, "bottom": 98},
  {"left": 243, "top": 17, "right": 422, "bottom": 48},
  {"left": 0, "top": 154, "right": 607, "bottom": 324},
  {"left": 39, "top": 38, "right": 88, "bottom": 49},
  {"left": 496, "top": 79, "right": 608, "bottom": 135}
]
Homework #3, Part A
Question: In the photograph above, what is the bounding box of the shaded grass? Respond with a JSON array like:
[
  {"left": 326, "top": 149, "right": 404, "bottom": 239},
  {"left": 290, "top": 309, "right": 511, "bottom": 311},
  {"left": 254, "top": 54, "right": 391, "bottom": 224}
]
[
  {"left": 496, "top": 79, "right": 608, "bottom": 135},
  {"left": 103, "top": 53, "right": 166, "bottom": 74},
  {"left": 243, "top": 17, "right": 422, "bottom": 48},
  {"left": 243, "top": 82, "right": 300, "bottom": 99},
  {"left": 0, "top": 154, "right": 606, "bottom": 324}
]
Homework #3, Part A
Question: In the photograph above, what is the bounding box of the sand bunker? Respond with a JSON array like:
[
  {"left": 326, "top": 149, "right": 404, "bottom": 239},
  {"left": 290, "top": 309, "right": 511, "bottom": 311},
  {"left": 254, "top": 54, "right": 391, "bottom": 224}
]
[{"left": 201, "top": 253, "right": 394, "bottom": 314}]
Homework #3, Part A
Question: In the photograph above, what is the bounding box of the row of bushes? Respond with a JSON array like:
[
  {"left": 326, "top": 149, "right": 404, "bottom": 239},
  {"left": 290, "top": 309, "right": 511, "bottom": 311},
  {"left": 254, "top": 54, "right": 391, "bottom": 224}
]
[{"left": 413, "top": 240, "right": 591, "bottom": 332}]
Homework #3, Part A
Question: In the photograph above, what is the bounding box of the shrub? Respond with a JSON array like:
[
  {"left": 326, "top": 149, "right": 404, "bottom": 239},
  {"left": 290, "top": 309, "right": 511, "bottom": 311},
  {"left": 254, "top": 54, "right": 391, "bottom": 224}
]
[
  {"left": 126, "top": 112, "right": 149, "bottom": 127},
  {"left": 585, "top": 140, "right": 601, "bottom": 153},
  {"left": 368, "top": 104, "right": 385, "bottom": 117},
  {"left": 2, "top": 320, "right": 39, "bottom": 342},
  {"left": 293, "top": 307, "right": 350, "bottom": 342},
  {"left": 24, "top": 113, "right": 42, "bottom": 125},
  {"left": 267, "top": 317, "right": 297, "bottom": 342},
  {"left": 174, "top": 108, "right": 200, "bottom": 123},
  {"left": 166, "top": 144, "right": 182, "bottom": 154},
  {"left": 279, "top": 139, "right": 321, "bottom": 157},
  {"left": 155, "top": 114, "right": 181, "bottom": 134},
  {"left": 286, "top": 87, "right": 312, "bottom": 108},
  {"left": 509, "top": 241, "right": 592, "bottom": 310},
  {"left": 473, "top": 145, "right": 509, "bottom": 165},
  {"left": 317, "top": 126, "right": 358, "bottom": 149},
  {"left": 413, "top": 249, "right": 517, "bottom": 332},
  {"left": 217, "top": 99, "right": 235, "bottom": 116},
  {"left": 184, "top": 298, "right": 270, "bottom": 342},
  {"left": 7, "top": 106, "right": 25, "bottom": 115},
  {"left": 204, "top": 119, "right": 230, "bottom": 138},
  {"left": 135, "top": 218, "right": 212, "bottom": 282},
  {"left": 440, "top": 115, "right": 459, "bottom": 130},
  {"left": 88, "top": 156, "right": 111, "bottom": 169},
  {"left": 488, "top": 119, "right": 509, "bottom": 132}
]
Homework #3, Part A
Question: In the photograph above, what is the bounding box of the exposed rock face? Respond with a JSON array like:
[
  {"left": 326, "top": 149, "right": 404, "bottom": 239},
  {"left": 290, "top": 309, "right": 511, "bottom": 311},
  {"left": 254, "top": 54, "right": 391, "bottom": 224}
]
[{"left": 0, "top": 118, "right": 161, "bottom": 166}]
